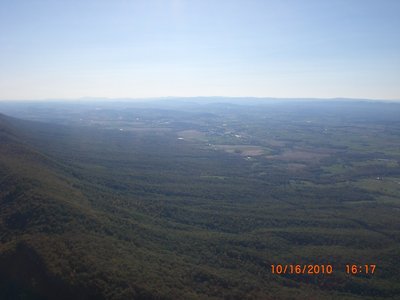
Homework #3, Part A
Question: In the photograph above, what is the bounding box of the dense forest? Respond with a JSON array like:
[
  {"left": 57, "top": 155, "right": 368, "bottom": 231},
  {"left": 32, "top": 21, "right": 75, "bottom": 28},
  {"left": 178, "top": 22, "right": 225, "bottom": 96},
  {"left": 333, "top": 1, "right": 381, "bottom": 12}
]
[{"left": 0, "top": 100, "right": 399, "bottom": 299}]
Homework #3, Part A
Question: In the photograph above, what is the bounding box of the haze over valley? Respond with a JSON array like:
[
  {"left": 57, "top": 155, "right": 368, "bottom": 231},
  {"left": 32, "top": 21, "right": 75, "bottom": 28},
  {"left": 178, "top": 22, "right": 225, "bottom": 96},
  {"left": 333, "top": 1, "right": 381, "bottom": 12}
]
[{"left": 1, "top": 98, "right": 400, "bottom": 299}]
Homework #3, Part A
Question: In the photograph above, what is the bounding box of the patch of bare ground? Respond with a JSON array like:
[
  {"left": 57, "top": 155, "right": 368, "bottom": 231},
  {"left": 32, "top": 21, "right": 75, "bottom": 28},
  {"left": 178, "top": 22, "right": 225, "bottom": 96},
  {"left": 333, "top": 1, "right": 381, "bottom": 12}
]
[
  {"left": 178, "top": 130, "right": 205, "bottom": 140},
  {"left": 214, "top": 145, "right": 265, "bottom": 156},
  {"left": 266, "top": 148, "right": 333, "bottom": 162}
]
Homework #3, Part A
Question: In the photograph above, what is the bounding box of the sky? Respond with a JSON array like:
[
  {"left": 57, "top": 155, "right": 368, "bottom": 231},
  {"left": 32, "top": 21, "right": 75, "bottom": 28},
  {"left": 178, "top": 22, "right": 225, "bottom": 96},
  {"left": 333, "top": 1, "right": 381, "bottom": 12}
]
[{"left": 0, "top": 0, "right": 399, "bottom": 100}]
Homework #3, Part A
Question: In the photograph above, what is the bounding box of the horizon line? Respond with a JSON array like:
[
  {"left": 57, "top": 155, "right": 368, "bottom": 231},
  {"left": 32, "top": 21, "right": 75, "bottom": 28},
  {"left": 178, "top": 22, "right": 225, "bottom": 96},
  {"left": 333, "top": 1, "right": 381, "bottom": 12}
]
[{"left": 0, "top": 96, "right": 399, "bottom": 103}]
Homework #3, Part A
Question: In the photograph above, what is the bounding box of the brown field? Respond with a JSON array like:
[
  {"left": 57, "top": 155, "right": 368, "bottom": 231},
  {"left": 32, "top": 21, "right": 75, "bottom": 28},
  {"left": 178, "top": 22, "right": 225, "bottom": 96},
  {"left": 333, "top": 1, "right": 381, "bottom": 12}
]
[
  {"left": 266, "top": 148, "right": 331, "bottom": 162},
  {"left": 178, "top": 130, "right": 205, "bottom": 140},
  {"left": 214, "top": 145, "right": 265, "bottom": 156}
]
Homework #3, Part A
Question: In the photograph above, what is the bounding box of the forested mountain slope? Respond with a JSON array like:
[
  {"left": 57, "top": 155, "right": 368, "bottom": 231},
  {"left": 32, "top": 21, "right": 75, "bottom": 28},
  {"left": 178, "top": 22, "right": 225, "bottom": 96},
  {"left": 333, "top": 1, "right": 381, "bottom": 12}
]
[
  {"left": 0, "top": 110, "right": 399, "bottom": 300},
  {"left": 0, "top": 114, "right": 116, "bottom": 299}
]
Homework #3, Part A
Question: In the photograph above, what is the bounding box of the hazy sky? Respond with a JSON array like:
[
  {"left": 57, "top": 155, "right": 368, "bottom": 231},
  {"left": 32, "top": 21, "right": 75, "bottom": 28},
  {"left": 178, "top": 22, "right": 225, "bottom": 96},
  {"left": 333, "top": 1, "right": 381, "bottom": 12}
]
[{"left": 1, "top": 0, "right": 399, "bottom": 100}]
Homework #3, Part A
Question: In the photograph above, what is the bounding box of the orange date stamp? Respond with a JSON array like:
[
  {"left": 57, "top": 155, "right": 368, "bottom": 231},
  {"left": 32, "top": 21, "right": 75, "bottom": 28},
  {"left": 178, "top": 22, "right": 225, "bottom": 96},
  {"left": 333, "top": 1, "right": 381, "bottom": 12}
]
[
  {"left": 271, "top": 264, "right": 333, "bottom": 275},
  {"left": 345, "top": 264, "right": 376, "bottom": 275},
  {"left": 271, "top": 264, "right": 377, "bottom": 275}
]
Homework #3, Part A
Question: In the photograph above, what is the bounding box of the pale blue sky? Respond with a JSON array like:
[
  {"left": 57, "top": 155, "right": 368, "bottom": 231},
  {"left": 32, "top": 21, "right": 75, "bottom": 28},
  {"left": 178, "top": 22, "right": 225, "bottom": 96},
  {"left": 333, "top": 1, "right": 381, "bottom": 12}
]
[{"left": 0, "top": 0, "right": 399, "bottom": 100}]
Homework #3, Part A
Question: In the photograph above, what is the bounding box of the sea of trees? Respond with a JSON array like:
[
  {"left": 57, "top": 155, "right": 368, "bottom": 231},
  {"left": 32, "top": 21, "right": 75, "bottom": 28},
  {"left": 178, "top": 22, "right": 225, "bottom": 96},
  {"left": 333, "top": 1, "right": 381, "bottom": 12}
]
[{"left": 0, "top": 100, "right": 399, "bottom": 299}]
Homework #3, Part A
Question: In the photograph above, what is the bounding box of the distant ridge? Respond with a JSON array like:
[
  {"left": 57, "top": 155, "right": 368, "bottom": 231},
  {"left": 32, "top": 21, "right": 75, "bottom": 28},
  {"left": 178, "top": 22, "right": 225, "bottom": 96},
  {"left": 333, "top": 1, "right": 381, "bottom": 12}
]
[{"left": 0, "top": 96, "right": 399, "bottom": 103}]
